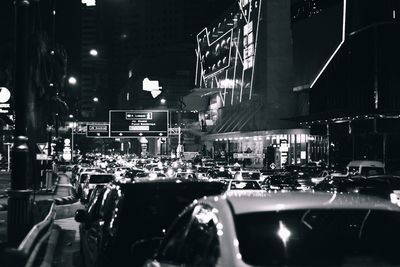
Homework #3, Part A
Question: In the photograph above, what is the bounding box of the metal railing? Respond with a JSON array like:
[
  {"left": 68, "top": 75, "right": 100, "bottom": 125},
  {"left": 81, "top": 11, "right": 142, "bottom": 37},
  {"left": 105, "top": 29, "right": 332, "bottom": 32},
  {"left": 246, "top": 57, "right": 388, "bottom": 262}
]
[{"left": 3, "top": 201, "right": 56, "bottom": 267}]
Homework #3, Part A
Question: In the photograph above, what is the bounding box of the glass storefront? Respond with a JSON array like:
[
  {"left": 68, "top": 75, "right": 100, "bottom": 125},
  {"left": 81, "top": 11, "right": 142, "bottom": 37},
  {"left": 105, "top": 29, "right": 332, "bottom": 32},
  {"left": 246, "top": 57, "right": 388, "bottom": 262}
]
[{"left": 212, "top": 132, "right": 328, "bottom": 168}]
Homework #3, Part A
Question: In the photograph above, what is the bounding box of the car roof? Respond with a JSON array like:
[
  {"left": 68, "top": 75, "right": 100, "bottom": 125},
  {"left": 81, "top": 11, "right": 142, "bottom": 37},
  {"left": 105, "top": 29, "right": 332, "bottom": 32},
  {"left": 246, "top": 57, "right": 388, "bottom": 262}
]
[
  {"left": 347, "top": 160, "right": 385, "bottom": 167},
  {"left": 215, "top": 191, "right": 400, "bottom": 215}
]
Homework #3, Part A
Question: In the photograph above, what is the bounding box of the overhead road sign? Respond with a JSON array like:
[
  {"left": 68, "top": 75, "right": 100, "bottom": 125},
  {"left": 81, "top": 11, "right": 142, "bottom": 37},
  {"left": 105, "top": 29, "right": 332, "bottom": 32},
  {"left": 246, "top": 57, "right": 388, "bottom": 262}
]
[
  {"left": 86, "top": 124, "right": 110, "bottom": 138},
  {"left": 109, "top": 110, "right": 168, "bottom": 138}
]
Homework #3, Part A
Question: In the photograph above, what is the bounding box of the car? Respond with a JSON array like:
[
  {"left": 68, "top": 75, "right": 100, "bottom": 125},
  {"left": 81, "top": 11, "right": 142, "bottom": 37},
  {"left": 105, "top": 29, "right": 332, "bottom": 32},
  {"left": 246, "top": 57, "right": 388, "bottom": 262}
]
[
  {"left": 346, "top": 160, "right": 385, "bottom": 176},
  {"left": 124, "top": 168, "right": 146, "bottom": 181},
  {"left": 142, "top": 191, "right": 400, "bottom": 267},
  {"left": 113, "top": 167, "right": 131, "bottom": 180},
  {"left": 75, "top": 172, "right": 95, "bottom": 198},
  {"left": 263, "top": 174, "right": 301, "bottom": 191},
  {"left": 207, "top": 168, "right": 233, "bottom": 180},
  {"left": 81, "top": 173, "right": 115, "bottom": 201},
  {"left": 366, "top": 175, "right": 400, "bottom": 204},
  {"left": 233, "top": 169, "right": 261, "bottom": 180},
  {"left": 75, "top": 178, "right": 227, "bottom": 267},
  {"left": 73, "top": 166, "right": 106, "bottom": 184},
  {"left": 314, "top": 176, "right": 396, "bottom": 201},
  {"left": 227, "top": 180, "right": 262, "bottom": 191}
]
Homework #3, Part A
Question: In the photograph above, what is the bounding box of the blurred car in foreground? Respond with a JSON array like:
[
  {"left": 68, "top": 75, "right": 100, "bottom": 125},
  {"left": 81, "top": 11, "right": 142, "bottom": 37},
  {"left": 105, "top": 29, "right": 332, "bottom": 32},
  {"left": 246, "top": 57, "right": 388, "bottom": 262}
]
[
  {"left": 143, "top": 191, "right": 400, "bottom": 267},
  {"left": 75, "top": 178, "right": 227, "bottom": 267}
]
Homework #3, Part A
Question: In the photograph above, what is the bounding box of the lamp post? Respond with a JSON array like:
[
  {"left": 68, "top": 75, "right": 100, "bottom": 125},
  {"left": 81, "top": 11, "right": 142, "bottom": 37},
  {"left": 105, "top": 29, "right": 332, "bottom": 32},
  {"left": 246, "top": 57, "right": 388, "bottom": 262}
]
[{"left": 8, "top": 0, "right": 33, "bottom": 246}]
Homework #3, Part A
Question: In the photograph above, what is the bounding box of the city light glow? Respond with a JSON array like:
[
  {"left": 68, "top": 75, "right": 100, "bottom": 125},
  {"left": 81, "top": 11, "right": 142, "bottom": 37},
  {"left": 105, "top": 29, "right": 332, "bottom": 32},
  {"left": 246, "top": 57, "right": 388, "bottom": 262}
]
[
  {"left": 68, "top": 77, "right": 77, "bottom": 85},
  {"left": 89, "top": 49, "right": 98, "bottom": 56}
]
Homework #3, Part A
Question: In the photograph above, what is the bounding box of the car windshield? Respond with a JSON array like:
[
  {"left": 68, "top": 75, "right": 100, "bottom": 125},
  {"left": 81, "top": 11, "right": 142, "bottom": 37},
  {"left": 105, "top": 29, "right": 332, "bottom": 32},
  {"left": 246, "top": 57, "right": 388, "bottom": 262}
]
[
  {"left": 230, "top": 181, "right": 261, "bottom": 190},
  {"left": 88, "top": 174, "right": 113, "bottom": 183},
  {"left": 234, "top": 209, "right": 400, "bottom": 266},
  {"left": 361, "top": 167, "right": 384, "bottom": 176},
  {"left": 242, "top": 172, "right": 260, "bottom": 179}
]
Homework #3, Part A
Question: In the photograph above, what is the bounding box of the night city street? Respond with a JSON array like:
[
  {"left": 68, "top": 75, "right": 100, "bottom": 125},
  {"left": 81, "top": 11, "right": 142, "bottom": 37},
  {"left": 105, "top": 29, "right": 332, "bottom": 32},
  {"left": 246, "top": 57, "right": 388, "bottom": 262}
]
[{"left": 1, "top": 0, "right": 400, "bottom": 266}]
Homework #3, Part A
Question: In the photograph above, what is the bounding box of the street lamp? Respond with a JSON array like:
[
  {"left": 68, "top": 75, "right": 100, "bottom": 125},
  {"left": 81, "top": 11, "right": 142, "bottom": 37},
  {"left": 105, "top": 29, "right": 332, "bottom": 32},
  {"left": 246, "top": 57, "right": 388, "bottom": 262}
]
[
  {"left": 68, "top": 76, "right": 77, "bottom": 85},
  {"left": 93, "top": 97, "right": 99, "bottom": 102},
  {"left": 89, "top": 49, "right": 98, "bottom": 56},
  {"left": 160, "top": 98, "right": 166, "bottom": 104},
  {"left": 69, "top": 114, "right": 74, "bottom": 119}
]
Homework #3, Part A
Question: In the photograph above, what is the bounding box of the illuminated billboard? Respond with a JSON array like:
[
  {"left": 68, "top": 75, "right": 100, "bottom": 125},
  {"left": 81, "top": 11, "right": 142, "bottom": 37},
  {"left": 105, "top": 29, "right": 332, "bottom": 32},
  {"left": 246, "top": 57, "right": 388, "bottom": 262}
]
[{"left": 195, "top": 0, "right": 263, "bottom": 105}]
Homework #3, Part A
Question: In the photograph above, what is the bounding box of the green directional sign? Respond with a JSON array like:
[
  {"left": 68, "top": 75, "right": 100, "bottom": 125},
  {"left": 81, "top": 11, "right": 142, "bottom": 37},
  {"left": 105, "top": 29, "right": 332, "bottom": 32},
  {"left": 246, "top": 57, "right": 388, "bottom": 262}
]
[
  {"left": 86, "top": 124, "right": 110, "bottom": 138},
  {"left": 109, "top": 110, "right": 168, "bottom": 138}
]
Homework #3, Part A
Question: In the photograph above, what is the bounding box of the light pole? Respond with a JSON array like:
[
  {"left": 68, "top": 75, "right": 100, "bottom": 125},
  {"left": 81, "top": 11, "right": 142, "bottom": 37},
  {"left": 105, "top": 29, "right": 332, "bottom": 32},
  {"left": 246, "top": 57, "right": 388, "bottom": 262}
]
[
  {"left": 8, "top": 0, "right": 33, "bottom": 246},
  {"left": 69, "top": 115, "right": 76, "bottom": 162}
]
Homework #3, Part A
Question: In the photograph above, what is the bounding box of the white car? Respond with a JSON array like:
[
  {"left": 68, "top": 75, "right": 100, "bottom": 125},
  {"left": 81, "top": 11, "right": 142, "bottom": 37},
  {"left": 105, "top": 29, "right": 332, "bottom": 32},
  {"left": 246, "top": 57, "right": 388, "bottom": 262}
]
[{"left": 142, "top": 191, "right": 400, "bottom": 266}]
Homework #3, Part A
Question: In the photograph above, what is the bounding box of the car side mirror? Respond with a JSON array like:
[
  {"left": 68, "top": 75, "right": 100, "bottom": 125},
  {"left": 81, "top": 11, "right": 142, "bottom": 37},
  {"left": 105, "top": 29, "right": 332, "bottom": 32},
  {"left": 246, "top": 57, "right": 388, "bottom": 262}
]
[{"left": 74, "top": 209, "right": 88, "bottom": 223}]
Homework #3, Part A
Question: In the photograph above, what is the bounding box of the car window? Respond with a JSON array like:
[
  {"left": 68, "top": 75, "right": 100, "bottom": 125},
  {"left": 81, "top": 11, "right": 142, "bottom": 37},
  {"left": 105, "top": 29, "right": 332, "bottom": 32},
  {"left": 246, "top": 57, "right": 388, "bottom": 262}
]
[
  {"left": 87, "top": 187, "right": 106, "bottom": 221},
  {"left": 159, "top": 205, "right": 220, "bottom": 266},
  {"left": 181, "top": 205, "right": 220, "bottom": 267},
  {"left": 89, "top": 174, "right": 114, "bottom": 183},
  {"left": 361, "top": 167, "right": 384, "bottom": 176},
  {"left": 234, "top": 209, "right": 400, "bottom": 266},
  {"left": 348, "top": 166, "right": 359, "bottom": 174},
  {"left": 158, "top": 207, "right": 194, "bottom": 263},
  {"left": 99, "top": 188, "right": 118, "bottom": 224}
]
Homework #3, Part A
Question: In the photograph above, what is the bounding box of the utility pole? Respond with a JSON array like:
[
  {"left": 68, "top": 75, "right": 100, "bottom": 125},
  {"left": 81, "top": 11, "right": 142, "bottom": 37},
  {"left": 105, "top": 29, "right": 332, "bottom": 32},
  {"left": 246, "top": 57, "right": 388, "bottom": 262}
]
[{"left": 8, "top": 0, "right": 33, "bottom": 246}]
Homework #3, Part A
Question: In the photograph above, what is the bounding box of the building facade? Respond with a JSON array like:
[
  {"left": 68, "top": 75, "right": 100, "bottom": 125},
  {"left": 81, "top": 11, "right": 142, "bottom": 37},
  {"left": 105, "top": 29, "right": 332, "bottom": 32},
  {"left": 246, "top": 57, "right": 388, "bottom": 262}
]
[
  {"left": 292, "top": 0, "right": 400, "bottom": 171},
  {"left": 186, "top": 0, "right": 315, "bottom": 168}
]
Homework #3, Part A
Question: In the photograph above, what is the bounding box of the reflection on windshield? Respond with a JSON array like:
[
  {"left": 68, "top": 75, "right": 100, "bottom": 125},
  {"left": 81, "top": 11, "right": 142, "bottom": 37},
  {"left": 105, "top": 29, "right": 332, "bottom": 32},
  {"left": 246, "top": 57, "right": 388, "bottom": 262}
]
[
  {"left": 89, "top": 175, "right": 113, "bottom": 183},
  {"left": 235, "top": 209, "right": 400, "bottom": 266}
]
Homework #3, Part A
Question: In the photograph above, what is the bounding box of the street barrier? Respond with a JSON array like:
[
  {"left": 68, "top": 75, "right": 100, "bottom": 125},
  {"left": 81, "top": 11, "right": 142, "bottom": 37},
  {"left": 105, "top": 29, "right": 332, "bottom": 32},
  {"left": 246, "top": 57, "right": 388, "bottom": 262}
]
[{"left": 3, "top": 200, "right": 56, "bottom": 267}]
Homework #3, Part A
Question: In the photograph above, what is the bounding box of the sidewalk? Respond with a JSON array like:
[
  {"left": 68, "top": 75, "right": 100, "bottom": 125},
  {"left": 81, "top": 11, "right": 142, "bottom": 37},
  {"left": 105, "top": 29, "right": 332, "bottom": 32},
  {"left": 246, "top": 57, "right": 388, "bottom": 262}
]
[
  {"left": 53, "top": 217, "right": 83, "bottom": 267},
  {"left": 0, "top": 172, "right": 77, "bottom": 244}
]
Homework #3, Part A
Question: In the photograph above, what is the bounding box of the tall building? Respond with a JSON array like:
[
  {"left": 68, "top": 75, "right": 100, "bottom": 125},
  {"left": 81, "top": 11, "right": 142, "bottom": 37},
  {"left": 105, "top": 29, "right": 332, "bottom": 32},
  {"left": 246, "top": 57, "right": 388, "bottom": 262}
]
[
  {"left": 183, "top": 0, "right": 312, "bottom": 168},
  {"left": 291, "top": 0, "right": 400, "bottom": 170},
  {"left": 80, "top": 1, "right": 108, "bottom": 119}
]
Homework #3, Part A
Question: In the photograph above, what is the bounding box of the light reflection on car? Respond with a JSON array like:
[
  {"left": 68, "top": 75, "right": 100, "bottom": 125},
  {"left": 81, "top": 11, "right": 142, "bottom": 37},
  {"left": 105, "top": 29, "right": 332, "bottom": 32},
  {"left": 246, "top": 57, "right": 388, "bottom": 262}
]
[{"left": 143, "top": 191, "right": 400, "bottom": 267}]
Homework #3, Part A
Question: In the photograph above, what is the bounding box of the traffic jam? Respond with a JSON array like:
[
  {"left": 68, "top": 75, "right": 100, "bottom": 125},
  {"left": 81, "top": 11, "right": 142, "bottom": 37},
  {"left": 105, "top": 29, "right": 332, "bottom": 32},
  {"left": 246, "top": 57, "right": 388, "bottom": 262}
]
[{"left": 59, "top": 154, "right": 400, "bottom": 267}]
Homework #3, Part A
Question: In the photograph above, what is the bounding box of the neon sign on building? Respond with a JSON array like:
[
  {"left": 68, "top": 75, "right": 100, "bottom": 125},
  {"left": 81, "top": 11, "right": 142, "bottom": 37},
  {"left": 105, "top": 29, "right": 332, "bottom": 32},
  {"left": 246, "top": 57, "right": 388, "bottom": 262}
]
[{"left": 195, "top": 0, "right": 263, "bottom": 106}]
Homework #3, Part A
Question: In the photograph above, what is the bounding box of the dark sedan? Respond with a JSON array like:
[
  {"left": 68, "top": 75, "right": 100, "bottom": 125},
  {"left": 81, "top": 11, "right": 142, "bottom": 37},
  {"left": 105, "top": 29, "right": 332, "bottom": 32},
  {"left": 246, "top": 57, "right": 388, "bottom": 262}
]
[{"left": 75, "top": 178, "right": 227, "bottom": 267}]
